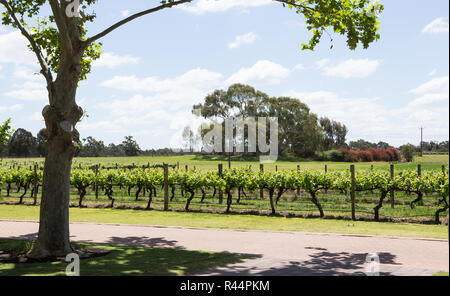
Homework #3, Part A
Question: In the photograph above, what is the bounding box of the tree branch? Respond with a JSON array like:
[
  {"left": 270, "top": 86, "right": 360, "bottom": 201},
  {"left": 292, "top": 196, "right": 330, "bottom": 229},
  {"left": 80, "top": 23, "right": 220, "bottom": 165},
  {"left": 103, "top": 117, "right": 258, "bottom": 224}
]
[
  {"left": 0, "top": 0, "right": 53, "bottom": 85},
  {"left": 48, "top": 0, "right": 73, "bottom": 56},
  {"left": 83, "top": 0, "right": 193, "bottom": 47},
  {"left": 273, "top": 0, "right": 315, "bottom": 13}
]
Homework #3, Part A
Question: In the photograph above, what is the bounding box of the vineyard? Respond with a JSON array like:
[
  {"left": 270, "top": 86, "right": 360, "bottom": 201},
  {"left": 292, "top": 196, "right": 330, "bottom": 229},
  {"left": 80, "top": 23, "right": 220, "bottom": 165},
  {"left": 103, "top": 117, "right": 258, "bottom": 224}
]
[{"left": 0, "top": 163, "right": 448, "bottom": 224}]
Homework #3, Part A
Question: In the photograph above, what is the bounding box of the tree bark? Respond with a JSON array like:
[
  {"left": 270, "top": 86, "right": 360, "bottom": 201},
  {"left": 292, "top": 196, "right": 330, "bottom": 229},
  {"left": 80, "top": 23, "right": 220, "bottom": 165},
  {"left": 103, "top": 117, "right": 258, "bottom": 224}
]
[
  {"left": 185, "top": 190, "right": 195, "bottom": 211},
  {"left": 435, "top": 197, "right": 449, "bottom": 224},
  {"left": 28, "top": 132, "right": 76, "bottom": 258},
  {"left": 410, "top": 191, "right": 423, "bottom": 209},
  {"left": 268, "top": 189, "right": 276, "bottom": 215},
  {"left": 374, "top": 191, "right": 388, "bottom": 221},
  {"left": 310, "top": 191, "right": 324, "bottom": 218},
  {"left": 226, "top": 191, "right": 233, "bottom": 213},
  {"left": 28, "top": 68, "right": 83, "bottom": 259}
]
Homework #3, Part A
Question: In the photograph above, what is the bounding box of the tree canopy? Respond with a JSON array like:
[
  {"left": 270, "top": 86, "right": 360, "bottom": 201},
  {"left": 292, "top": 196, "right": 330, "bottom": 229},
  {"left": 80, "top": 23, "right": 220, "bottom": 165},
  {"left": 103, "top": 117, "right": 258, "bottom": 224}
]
[
  {"left": 193, "top": 83, "right": 348, "bottom": 157},
  {"left": 1, "top": 0, "right": 383, "bottom": 84},
  {"left": 0, "top": 118, "right": 13, "bottom": 145}
]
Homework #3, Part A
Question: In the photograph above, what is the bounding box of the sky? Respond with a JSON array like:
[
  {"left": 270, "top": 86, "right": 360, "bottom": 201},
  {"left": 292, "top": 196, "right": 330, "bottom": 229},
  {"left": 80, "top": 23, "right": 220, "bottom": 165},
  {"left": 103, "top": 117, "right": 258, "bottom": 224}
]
[{"left": 0, "top": 0, "right": 449, "bottom": 150}]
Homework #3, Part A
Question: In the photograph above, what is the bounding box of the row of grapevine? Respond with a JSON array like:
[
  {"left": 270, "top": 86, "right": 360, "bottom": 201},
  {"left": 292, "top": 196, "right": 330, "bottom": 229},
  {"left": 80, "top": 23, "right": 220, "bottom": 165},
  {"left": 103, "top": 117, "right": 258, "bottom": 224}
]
[{"left": 0, "top": 166, "right": 448, "bottom": 223}]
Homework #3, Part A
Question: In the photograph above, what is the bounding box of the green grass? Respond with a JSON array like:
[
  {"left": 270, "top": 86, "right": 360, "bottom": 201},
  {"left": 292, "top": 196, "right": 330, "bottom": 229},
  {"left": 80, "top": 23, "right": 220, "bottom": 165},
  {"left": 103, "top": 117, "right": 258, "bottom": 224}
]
[
  {"left": 0, "top": 238, "right": 249, "bottom": 276},
  {"left": 1, "top": 154, "right": 448, "bottom": 172},
  {"left": 432, "top": 271, "right": 450, "bottom": 276},
  {"left": 0, "top": 204, "right": 447, "bottom": 240}
]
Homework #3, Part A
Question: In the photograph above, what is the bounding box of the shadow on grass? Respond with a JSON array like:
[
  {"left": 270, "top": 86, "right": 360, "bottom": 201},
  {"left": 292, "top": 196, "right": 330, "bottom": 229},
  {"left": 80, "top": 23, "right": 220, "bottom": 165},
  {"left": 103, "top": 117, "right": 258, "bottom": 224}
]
[{"left": 0, "top": 238, "right": 255, "bottom": 276}]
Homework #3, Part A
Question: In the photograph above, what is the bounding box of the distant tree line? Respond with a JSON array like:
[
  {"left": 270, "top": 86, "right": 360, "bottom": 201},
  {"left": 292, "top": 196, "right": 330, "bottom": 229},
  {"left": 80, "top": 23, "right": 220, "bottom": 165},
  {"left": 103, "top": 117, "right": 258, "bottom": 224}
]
[
  {"left": 0, "top": 125, "right": 195, "bottom": 158},
  {"left": 192, "top": 84, "right": 348, "bottom": 157}
]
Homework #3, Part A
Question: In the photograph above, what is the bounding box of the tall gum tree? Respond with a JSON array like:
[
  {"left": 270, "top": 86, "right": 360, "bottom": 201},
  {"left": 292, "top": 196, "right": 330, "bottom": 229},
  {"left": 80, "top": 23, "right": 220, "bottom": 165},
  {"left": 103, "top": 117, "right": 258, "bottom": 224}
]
[{"left": 0, "top": 0, "right": 383, "bottom": 259}]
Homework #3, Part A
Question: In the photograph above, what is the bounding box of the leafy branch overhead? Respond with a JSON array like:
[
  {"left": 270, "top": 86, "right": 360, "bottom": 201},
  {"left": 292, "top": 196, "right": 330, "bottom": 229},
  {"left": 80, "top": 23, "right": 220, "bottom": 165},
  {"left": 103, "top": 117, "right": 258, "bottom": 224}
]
[{"left": 1, "top": 0, "right": 383, "bottom": 83}]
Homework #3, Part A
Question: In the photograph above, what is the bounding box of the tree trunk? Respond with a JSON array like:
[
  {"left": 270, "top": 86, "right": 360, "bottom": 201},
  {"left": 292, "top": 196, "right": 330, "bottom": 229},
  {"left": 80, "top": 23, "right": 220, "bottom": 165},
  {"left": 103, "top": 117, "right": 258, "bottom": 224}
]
[
  {"left": 18, "top": 185, "right": 28, "bottom": 204},
  {"left": 170, "top": 186, "right": 175, "bottom": 201},
  {"left": 28, "top": 72, "right": 83, "bottom": 259},
  {"left": 200, "top": 189, "right": 206, "bottom": 203},
  {"left": 310, "top": 191, "right": 324, "bottom": 218},
  {"left": 435, "top": 197, "right": 449, "bottom": 224},
  {"left": 28, "top": 137, "right": 75, "bottom": 258},
  {"left": 78, "top": 187, "right": 86, "bottom": 208},
  {"left": 185, "top": 190, "right": 195, "bottom": 211},
  {"left": 267, "top": 189, "right": 276, "bottom": 215},
  {"left": 135, "top": 186, "right": 142, "bottom": 201},
  {"left": 374, "top": 191, "right": 388, "bottom": 221},
  {"left": 410, "top": 191, "right": 423, "bottom": 209},
  {"left": 146, "top": 188, "right": 153, "bottom": 210},
  {"left": 275, "top": 188, "right": 285, "bottom": 205},
  {"left": 226, "top": 191, "right": 233, "bottom": 213}
]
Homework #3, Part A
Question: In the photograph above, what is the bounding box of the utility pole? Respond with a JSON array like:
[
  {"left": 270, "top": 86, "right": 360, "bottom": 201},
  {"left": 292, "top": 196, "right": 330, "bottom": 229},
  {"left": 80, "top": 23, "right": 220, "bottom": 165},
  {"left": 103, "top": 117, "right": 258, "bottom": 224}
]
[{"left": 420, "top": 127, "right": 423, "bottom": 157}]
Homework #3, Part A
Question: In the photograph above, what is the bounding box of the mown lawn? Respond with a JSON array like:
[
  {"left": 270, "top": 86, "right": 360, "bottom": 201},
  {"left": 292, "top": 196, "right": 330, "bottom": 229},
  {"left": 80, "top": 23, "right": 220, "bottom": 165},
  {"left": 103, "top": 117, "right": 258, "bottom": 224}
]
[
  {"left": 0, "top": 204, "right": 447, "bottom": 239},
  {"left": 1, "top": 154, "right": 448, "bottom": 172},
  {"left": 0, "top": 238, "right": 250, "bottom": 276}
]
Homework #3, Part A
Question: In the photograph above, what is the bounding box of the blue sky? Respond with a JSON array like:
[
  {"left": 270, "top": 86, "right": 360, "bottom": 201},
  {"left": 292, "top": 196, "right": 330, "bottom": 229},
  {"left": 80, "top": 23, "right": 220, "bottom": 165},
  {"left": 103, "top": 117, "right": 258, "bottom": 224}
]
[{"left": 0, "top": 0, "right": 448, "bottom": 149}]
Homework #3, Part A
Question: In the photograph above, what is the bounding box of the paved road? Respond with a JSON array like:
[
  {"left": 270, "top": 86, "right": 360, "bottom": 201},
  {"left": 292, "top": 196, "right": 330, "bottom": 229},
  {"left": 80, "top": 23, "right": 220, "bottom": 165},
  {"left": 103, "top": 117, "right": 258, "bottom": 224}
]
[{"left": 0, "top": 220, "right": 448, "bottom": 276}]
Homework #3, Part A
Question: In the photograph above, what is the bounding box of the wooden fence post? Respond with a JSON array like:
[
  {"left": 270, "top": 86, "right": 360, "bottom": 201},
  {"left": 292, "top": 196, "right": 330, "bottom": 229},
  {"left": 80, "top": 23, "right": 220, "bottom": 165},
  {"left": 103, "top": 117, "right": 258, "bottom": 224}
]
[
  {"left": 260, "top": 164, "right": 264, "bottom": 199},
  {"left": 185, "top": 165, "right": 188, "bottom": 171},
  {"left": 95, "top": 164, "right": 99, "bottom": 199},
  {"left": 442, "top": 165, "right": 446, "bottom": 175},
  {"left": 325, "top": 164, "right": 328, "bottom": 194},
  {"left": 350, "top": 165, "right": 356, "bottom": 221},
  {"left": 33, "top": 164, "right": 38, "bottom": 205},
  {"left": 390, "top": 164, "right": 395, "bottom": 208},
  {"left": 297, "top": 165, "right": 300, "bottom": 195},
  {"left": 218, "top": 164, "right": 223, "bottom": 204},
  {"left": 164, "top": 163, "right": 169, "bottom": 211}
]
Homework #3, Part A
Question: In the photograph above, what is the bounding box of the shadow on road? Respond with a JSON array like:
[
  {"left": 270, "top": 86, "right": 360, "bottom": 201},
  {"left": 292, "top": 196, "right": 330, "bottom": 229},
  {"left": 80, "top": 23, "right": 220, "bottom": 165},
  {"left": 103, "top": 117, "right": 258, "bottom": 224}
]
[{"left": 197, "top": 249, "right": 399, "bottom": 276}]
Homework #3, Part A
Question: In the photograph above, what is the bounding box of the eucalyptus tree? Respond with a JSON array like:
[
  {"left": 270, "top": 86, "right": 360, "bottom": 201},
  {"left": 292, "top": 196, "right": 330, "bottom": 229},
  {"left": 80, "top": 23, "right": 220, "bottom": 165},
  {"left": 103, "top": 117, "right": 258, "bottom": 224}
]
[{"left": 0, "top": 0, "right": 383, "bottom": 259}]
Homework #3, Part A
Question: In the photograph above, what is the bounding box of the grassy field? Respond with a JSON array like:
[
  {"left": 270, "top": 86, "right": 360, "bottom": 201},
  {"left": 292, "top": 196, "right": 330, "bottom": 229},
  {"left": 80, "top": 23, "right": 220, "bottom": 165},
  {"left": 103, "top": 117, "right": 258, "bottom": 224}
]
[
  {"left": 0, "top": 204, "right": 447, "bottom": 239},
  {"left": 1, "top": 154, "right": 448, "bottom": 172},
  {"left": 0, "top": 238, "right": 249, "bottom": 276}
]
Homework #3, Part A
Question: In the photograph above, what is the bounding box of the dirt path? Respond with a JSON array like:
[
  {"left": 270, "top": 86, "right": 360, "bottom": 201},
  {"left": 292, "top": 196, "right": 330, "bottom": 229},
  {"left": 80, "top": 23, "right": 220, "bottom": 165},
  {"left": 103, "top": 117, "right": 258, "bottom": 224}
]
[{"left": 0, "top": 220, "right": 448, "bottom": 276}]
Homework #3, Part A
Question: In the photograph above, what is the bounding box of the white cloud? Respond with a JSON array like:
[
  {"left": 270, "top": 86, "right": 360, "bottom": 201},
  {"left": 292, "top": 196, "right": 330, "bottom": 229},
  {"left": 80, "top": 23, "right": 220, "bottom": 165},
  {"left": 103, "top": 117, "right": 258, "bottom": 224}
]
[
  {"left": 121, "top": 10, "right": 130, "bottom": 17},
  {"left": 77, "top": 120, "right": 128, "bottom": 135},
  {"left": 13, "top": 66, "right": 43, "bottom": 81},
  {"left": 284, "top": 76, "right": 449, "bottom": 145},
  {"left": 284, "top": 90, "right": 391, "bottom": 141},
  {"left": 225, "top": 60, "right": 290, "bottom": 86},
  {"left": 422, "top": 17, "right": 449, "bottom": 34},
  {"left": 101, "top": 68, "right": 222, "bottom": 92},
  {"left": 30, "top": 112, "right": 44, "bottom": 121},
  {"left": 399, "top": 77, "right": 449, "bottom": 141},
  {"left": 228, "top": 32, "right": 259, "bottom": 49},
  {"left": 293, "top": 64, "right": 306, "bottom": 71},
  {"left": 4, "top": 79, "right": 47, "bottom": 101},
  {"left": 315, "top": 58, "right": 329, "bottom": 69},
  {"left": 93, "top": 52, "right": 141, "bottom": 69},
  {"left": 98, "top": 67, "right": 224, "bottom": 146},
  {"left": 0, "top": 31, "right": 37, "bottom": 65},
  {"left": 0, "top": 104, "right": 23, "bottom": 113},
  {"left": 409, "top": 76, "right": 449, "bottom": 95},
  {"left": 4, "top": 89, "right": 47, "bottom": 101},
  {"left": 428, "top": 69, "right": 437, "bottom": 76},
  {"left": 178, "top": 0, "right": 272, "bottom": 14},
  {"left": 322, "top": 59, "right": 381, "bottom": 78}
]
